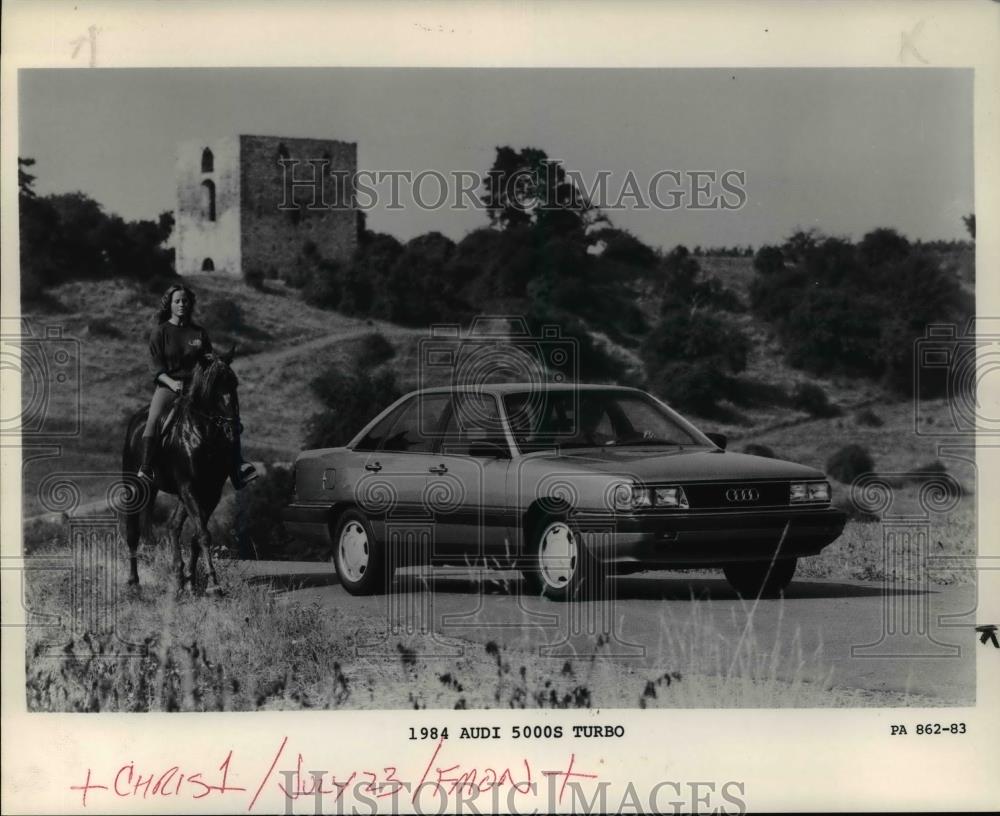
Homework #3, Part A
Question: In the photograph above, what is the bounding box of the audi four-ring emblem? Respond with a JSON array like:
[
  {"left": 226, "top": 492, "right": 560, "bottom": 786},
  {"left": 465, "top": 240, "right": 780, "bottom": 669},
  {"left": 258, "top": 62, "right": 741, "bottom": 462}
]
[{"left": 725, "top": 487, "right": 760, "bottom": 502}]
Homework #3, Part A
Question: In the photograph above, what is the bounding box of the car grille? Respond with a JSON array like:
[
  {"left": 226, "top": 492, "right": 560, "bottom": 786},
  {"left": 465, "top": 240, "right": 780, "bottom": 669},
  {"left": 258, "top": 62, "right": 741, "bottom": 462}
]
[{"left": 679, "top": 481, "right": 791, "bottom": 510}]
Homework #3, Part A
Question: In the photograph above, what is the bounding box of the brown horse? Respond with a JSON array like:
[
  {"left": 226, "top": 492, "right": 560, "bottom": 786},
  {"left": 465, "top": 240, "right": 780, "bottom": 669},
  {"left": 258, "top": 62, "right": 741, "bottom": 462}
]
[{"left": 121, "top": 350, "right": 241, "bottom": 593}]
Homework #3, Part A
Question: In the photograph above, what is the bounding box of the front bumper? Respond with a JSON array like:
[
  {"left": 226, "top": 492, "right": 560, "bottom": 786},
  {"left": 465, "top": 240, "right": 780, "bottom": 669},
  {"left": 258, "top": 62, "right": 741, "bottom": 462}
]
[{"left": 570, "top": 506, "right": 847, "bottom": 567}]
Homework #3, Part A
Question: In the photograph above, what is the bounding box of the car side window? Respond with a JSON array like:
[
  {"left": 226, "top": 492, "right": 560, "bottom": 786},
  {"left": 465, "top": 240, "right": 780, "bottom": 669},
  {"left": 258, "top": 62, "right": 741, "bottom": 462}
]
[
  {"left": 440, "top": 394, "right": 508, "bottom": 457},
  {"left": 381, "top": 395, "right": 450, "bottom": 453},
  {"left": 354, "top": 401, "right": 407, "bottom": 451}
]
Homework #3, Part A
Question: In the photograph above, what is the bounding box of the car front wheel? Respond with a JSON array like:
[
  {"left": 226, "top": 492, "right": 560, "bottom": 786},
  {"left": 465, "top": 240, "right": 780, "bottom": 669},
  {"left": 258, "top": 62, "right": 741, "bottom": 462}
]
[
  {"left": 723, "top": 557, "right": 797, "bottom": 598},
  {"left": 333, "top": 510, "right": 391, "bottom": 595},
  {"left": 522, "top": 515, "right": 603, "bottom": 601}
]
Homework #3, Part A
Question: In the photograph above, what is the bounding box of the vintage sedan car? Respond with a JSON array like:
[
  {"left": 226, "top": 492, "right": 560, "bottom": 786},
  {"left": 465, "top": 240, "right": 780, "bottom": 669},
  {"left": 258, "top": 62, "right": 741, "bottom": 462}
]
[{"left": 283, "top": 384, "right": 846, "bottom": 600}]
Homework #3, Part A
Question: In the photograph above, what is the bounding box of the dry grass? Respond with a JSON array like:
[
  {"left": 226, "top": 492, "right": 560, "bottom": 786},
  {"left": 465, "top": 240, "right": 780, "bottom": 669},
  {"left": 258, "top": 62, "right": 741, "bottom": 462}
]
[
  {"left": 24, "top": 521, "right": 939, "bottom": 712},
  {"left": 24, "top": 533, "right": 366, "bottom": 711}
]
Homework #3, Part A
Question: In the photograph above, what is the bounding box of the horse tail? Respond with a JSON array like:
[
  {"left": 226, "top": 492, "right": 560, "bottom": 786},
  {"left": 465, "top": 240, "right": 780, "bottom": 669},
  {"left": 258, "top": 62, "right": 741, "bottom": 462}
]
[
  {"left": 122, "top": 409, "right": 147, "bottom": 474},
  {"left": 121, "top": 409, "right": 151, "bottom": 539}
]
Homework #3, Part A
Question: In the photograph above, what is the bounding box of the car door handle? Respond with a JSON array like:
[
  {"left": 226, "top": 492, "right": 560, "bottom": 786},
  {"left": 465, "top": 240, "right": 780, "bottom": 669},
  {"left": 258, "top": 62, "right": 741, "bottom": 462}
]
[
  {"left": 365, "top": 461, "right": 382, "bottom": 472},
  {"left": 428, "top": 464, "right": 448, "bottom": 474}
]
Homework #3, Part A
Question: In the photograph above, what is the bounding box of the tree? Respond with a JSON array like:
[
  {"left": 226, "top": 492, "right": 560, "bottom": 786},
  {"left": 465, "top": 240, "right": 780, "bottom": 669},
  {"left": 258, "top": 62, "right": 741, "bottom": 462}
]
[
  {"left": 962, "top": 213, "right": 976, "bottom": 240},
  {"left": 18, "top": 157, "right": 37, "bottom": 198},
  {"left": 859, "top": 227, "right": 911, "bottom": 269},
  {"left": 660, "top": 245, "right": 742, "bottom": 314},
  {"left": 781, "top": 228, "right": 821, "bottom": 263},
  {"left": 749, "top": 226, "right": 969, "bottom": 393},
  {"left": 591, "top": 227, "right": 659, "bottom": 277},
  {"left": 641, "top": 307, "right": 751, "bottom": 416},
  {"left": 752, "top": 245, "right": 784, "bottom": 276},
  {"left": 384, "top": 232, "right": 457, "bottom": 324},
  {"left": 18, "top": 160, "right": 176, "bottom": 299},
  {"left": 481, "top": 146, "right": 600, "bottom": 235},
  {"left": 305, "top": 364, "right": 401, "bottom": 449}
]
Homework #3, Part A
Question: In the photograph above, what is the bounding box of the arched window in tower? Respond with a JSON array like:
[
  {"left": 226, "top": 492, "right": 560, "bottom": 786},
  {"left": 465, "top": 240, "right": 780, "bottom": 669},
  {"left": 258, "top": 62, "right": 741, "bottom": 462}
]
[
  {"left": 201, "top": 258, "right": 215, "bottom": 272},
  {"left": 201, "top": 147, "right": 214, "bottom": 173},
  {"left": 201, "top": 179, "right": 216, "bottom": 222}
]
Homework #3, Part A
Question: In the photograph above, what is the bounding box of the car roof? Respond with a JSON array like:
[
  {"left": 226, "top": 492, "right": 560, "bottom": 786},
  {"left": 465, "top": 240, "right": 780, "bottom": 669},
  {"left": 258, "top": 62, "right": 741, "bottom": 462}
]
[{"left": 407, "top": 383, "right": 644, "bottom": 396}]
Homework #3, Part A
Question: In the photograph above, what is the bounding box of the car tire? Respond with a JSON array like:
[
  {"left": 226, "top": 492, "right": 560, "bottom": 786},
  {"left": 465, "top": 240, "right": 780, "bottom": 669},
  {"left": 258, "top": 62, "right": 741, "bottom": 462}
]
[
  {"left": 723, "top": 557, "right": 797, "bottom": 599},
  {"left": 521, "top": 514, "right": 603, "bottom": 601},
  {"left": 333, "top": 509, "right": 392, "bottom": 595}
]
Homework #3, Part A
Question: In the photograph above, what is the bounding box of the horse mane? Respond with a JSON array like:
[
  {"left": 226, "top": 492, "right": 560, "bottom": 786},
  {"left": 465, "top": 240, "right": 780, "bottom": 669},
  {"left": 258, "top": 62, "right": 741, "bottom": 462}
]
[{"left": 187, "top": 354, "right": 236, "bottom": 408}]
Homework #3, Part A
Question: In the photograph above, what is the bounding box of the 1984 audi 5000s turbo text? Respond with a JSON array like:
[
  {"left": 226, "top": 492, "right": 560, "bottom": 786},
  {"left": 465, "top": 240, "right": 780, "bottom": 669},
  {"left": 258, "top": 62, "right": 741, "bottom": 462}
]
[{"left": 283, "top": 384, "right": 847, "bottom": 600}]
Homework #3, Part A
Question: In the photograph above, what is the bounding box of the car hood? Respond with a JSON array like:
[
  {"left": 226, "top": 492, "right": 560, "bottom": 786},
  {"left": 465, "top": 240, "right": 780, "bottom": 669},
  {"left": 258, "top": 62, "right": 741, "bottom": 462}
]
[{"left": 521, "top": 447, "right": 825, "bottom": 482}]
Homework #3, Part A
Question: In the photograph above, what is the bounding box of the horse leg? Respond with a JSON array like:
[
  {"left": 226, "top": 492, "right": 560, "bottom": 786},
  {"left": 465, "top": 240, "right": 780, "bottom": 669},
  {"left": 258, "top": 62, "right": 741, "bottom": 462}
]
[
  {"left": 123, "top": 482, "right": 156, "bottom": 588},
  {"left": 167, "top": 502, "right": 188, "bottom": 592},
  {"left": 177, "top": 487, "right": 223, "bottom": 595},
  {"left": 188, "top": 520, "right": 221, "bottom": 595},
  {"left": 197, "top": 509, "right": 223, "bottom": 596},
  {"left": 125, "top": 508, "right": 141, "bottom": 587}
]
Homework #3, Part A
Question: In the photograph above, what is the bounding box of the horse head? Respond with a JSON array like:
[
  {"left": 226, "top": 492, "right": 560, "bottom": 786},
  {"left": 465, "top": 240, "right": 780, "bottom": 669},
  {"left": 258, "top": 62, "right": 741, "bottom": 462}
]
[{"left": 188, "top": 347, "right": 241, "bottom": 443}]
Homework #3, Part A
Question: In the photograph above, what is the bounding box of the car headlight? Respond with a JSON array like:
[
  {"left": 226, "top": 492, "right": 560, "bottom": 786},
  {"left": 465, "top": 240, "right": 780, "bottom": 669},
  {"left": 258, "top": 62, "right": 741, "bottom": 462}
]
[
  {"left": 654, "top": 486, "right": 689, "bottom": 509},
  {"left": 611, "top": 483, "right": 689, "bottom": 510},
  {"left": 790, "top": 480, "right": 830, "bottom": 503}
]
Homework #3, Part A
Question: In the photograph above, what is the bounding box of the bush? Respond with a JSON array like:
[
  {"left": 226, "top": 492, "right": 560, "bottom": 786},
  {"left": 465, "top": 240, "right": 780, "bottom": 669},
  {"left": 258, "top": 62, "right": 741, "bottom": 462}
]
[
  {"left": 854, "top": 408, "right": 884, "bottom": 427},
  {"left": 749, "top": 229, "right": 970, "bottom": 392},
  {"left": 305, "top": 366, "right": 402, "bottom": 449},
  {"left": 244, "top": 266, "right": 266, "bottom": 291},
  {"left": 742, "top": 443, "right": 776, "bottom": 459},
  {"left": 356, "top": 332, "right": 395, "bottom": 368},
  {"left": 791, "top": 382, "right": 841, "bottom": 418},
  {"left": 642, "top": 307, "right": 750, "bottom": 416},
  {"left": 649, "top": 360, "right": 736, "bottom": 418},
  {"left": 826, "top": 444, "right": 875, "bottom": 484},
  {"left": 200, "top": 298, "right": 243, "bottom": 333},
  {"left": 301, "top": 259, "right": 342, "bottom": 309},
  {"left": 230, "top": 465, "right": 295, "bottom": 560},
  {"left": 752, "top": 245, "right": 785, "bottom": 276}
]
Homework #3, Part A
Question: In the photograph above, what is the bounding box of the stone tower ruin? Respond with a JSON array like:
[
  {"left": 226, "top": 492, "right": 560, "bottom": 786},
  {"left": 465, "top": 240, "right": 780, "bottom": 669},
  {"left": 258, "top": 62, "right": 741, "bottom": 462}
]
[{"left": 175, "top": 135, "right": 357, "bottom": 278}]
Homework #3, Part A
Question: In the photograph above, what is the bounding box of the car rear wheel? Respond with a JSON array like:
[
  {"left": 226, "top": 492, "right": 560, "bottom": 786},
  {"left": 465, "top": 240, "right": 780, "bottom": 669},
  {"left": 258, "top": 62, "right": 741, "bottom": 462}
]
[
  {"left": 723, "top": 557, "right": 797, "bottom": 599},
  {"left": 333, "top": 510, "right": 392, "bottom": 595},
  {"left": 522, "top": 515, "right": 603, "bottom": 601}
]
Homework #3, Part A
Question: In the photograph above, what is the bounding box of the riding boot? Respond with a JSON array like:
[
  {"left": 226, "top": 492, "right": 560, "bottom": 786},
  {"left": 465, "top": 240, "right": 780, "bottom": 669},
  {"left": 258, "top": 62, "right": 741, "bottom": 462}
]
[
  {"left": 137, "top": 436, "right": 157, "bottom": 481},
  {"left": 230, "top": 431, "right": 258, "bottom": 490}
]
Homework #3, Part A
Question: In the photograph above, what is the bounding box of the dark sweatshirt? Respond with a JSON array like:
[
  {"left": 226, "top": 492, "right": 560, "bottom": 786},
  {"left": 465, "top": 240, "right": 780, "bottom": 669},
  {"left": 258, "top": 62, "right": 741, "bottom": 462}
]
[{"left": 149, "top": 321, "right": 213, "bottom": 386}]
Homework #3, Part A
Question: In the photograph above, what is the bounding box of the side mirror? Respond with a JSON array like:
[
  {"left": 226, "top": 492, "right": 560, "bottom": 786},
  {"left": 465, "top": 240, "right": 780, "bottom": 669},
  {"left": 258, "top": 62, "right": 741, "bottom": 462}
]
[
  {"left": 469, "top": 440, "right": 510, "bottom": 459},
  {"left": 705, "top": 432, "right": 727, "bottom": 450}
]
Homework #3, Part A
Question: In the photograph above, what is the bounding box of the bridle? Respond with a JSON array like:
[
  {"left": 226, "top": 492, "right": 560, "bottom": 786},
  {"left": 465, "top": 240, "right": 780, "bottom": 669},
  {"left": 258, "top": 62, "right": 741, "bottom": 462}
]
[
  {"left": 179, "top": 374, "right": 243, "bottom": 436},
  {"left": 188, "top": 404, "right": 244, "bottom": 434}
]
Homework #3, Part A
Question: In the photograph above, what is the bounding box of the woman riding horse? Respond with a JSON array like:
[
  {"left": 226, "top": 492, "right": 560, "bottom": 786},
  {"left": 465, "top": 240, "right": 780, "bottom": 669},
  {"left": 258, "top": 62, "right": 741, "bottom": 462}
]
[{"left": 137, "top": 284, "right": 257, "bottom": 488}]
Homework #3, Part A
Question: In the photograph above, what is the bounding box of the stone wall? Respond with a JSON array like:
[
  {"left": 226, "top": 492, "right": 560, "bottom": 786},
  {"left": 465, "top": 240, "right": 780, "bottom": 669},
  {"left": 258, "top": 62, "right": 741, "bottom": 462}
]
[
  {"left": 175, "top": 137, "right": 241, "bottom": 276},
  {"left": 238, "top": 135, "right": 358, "bottom": 280}
]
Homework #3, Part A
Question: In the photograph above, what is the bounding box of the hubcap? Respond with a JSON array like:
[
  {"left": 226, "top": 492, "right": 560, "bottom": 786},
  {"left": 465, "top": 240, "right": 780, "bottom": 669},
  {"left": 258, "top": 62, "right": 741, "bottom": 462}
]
[
  {"left": 338, "top": 521, "right": 369, "bottom": 583},
  {"left": 538, "top": 522, "right": 578, "bottom": 590}
]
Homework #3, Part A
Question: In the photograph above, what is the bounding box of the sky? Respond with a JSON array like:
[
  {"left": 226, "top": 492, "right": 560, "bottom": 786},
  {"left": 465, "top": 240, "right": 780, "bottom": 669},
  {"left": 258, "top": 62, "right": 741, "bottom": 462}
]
[{"left": 18, "top": 67, "right": 974, "bottom": 250}]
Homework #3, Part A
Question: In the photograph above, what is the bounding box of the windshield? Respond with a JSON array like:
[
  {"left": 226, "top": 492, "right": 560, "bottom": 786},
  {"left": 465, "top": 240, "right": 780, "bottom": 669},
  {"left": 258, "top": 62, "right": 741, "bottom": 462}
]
[{"left": 502, "top": 390, "right": 711, "bottom": 452}]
